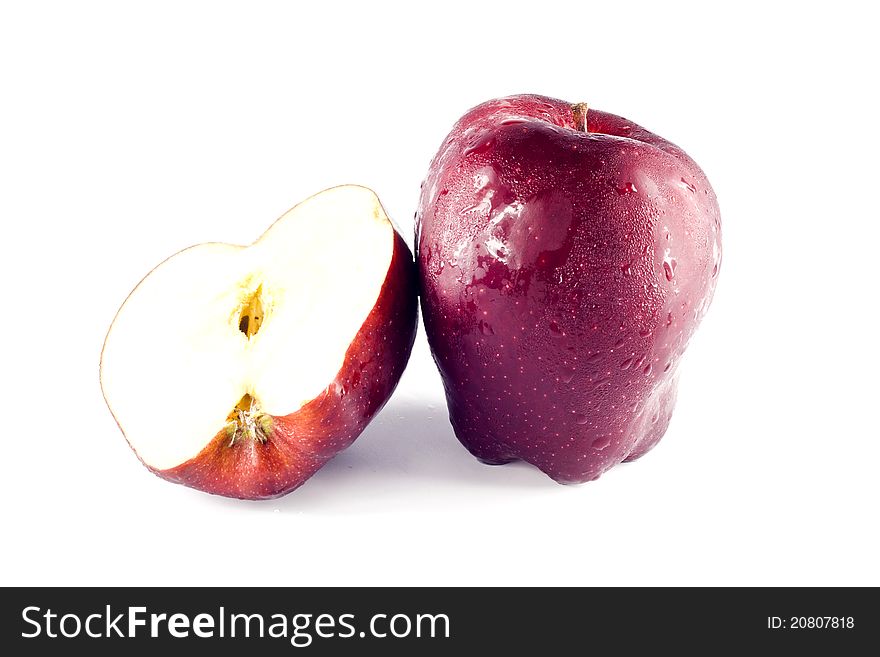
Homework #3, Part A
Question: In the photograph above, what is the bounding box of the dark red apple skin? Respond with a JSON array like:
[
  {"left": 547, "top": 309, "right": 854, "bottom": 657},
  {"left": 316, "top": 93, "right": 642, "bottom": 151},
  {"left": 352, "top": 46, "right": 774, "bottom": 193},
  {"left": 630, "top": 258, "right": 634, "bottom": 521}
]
[
  {"left": 417, "top": 94, "right": 721, "bottom": 483},
  {"left": 157, "top": 232, "right": 418, "bottom": 499}
]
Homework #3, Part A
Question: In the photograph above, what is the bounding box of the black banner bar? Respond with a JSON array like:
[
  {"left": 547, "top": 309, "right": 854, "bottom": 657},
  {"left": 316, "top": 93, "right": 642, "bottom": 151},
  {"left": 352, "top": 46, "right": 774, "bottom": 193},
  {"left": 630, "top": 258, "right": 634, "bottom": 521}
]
[{"left": 1, "top": 587, "right": 875, "bottom": 654}]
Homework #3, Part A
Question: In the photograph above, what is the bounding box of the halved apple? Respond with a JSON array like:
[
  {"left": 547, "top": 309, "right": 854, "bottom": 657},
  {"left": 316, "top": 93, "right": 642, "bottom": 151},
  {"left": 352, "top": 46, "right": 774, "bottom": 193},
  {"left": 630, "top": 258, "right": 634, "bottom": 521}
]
[{"left": 100, "top": 186, "right": 417, "bottom": 499}]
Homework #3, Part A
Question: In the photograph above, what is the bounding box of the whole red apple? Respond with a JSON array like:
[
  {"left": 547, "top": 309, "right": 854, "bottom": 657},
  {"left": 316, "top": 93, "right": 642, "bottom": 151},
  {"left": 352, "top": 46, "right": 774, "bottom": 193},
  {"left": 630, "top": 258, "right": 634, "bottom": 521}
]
[
  {"left": 417, "top": 95, "right": 721, "bottom": 483},
  {"left": 101, "top": 186, "right": 417, "bottom": 499}
]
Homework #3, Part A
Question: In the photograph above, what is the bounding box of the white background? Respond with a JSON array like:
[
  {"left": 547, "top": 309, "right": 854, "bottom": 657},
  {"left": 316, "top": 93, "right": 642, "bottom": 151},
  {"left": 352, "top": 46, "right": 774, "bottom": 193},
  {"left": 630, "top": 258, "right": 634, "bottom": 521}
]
[{"left": 1, "top": 1, "right": 878, "bottom": 586}]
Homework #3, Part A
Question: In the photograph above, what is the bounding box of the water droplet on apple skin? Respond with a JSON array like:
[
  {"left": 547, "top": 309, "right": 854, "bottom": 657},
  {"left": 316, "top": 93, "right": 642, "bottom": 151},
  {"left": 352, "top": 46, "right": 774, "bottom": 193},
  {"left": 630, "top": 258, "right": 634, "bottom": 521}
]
[
  {"left": 610, "top": 180, "right": 638, "bottom": 195},
  {"left": 463, "top": 131, "right": 496, "bottom": 157},
  {"left": 662, "top": 251, "right": 677, "bottom": 281},
  {"left": 592, "top": 435, "right": 612, "bottom": 450},
  {"left": 590, "top": 377, "right": 611, "bottom": 392}
]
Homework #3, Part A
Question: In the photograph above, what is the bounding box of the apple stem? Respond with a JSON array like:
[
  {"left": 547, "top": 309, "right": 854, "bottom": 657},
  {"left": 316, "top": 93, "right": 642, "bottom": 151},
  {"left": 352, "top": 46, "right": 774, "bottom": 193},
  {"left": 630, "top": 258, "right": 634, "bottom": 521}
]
[{"left": 571, "top": 103, "right": 589, "bottom": 132}]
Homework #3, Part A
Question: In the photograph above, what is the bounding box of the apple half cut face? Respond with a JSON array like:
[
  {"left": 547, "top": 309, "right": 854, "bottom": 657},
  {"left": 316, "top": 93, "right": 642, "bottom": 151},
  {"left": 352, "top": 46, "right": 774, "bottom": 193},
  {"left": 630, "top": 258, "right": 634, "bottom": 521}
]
[{"left": 101, "top": 185, "right": 417, "bottom": 499}]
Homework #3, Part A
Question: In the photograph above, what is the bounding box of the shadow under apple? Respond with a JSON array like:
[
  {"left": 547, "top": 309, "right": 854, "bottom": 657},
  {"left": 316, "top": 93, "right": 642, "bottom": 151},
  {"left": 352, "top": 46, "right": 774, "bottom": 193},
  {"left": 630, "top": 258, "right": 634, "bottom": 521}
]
[{"left": 266, "top": 398, "right": 552, "bottom": 513}]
